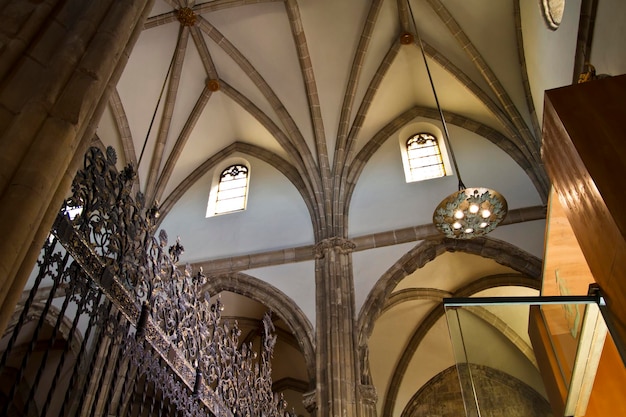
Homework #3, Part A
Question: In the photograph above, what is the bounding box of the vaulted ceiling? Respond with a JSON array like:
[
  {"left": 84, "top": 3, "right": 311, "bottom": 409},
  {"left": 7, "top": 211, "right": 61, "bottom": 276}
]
[{"left": 94, "top": 0, "right": 624, "bottom": 415}]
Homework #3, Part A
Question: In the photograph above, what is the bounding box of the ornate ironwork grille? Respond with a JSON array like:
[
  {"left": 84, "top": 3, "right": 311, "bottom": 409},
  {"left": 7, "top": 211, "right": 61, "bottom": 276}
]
[{"left": 0, "top": 147, "right": 291, "bottom": 417}]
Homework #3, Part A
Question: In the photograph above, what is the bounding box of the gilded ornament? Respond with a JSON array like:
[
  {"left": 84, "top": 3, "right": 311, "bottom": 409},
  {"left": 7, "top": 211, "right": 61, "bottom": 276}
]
[{"left": 177, "top": 7, "right": 197, "bottom": 27}]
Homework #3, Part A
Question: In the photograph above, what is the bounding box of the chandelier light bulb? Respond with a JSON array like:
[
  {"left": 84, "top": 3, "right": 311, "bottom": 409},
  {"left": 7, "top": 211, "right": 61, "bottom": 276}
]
[
  {"left": 469, "top": 204, "right": 479, "bottom": 214},
  {"left": 454, "top": 210, "right": 465, "bottom": 219},
  {"left": 481, "top": 209, "right": 491, "bottom": 218}
]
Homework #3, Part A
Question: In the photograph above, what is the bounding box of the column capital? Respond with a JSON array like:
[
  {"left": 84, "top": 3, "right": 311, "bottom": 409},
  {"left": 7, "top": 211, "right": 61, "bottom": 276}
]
[
  {"left": 314, "top": 237, "right": 356, "bottom": 259},
  {"left": 302, "top": 390, "right": 317, "bottom": 413},
  {"left": 358, "top": 384, "right": 378, "bottom": 405}
]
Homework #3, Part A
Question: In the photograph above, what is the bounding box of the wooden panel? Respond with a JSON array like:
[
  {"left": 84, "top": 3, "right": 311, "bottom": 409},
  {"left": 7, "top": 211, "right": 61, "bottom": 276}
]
[
  {"left": 542, "top": 74, "right": 626, "bottom": 345},
  {"left": 540, "top": 189, "right": 596, "bottom": 396},
  {"left": 540, "top": 74, "right": 626, "bottom": 416},
  {"left": 585, "top": 334, "right": 626, "bottom": 416},
  {"left": 542, "top": 188, "right": 594, "bottom": 297}
]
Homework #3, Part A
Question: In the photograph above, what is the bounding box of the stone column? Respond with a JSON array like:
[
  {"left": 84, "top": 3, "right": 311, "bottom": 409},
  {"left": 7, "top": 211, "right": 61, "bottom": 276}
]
[
  {"left": 315, "top": 237, "right": 359, "bottom": 417},
  {"left": 302, "top": 389, "right": 318, "bottom": 416},
  {"left": 0, "top": 0, "right": 154, "bottom": 335},
  {"left": 358, "top": 385, "right": 378, "bottom": 417},
  {"left": 358, "top": 344, "right": 378, "bottom": 417}
]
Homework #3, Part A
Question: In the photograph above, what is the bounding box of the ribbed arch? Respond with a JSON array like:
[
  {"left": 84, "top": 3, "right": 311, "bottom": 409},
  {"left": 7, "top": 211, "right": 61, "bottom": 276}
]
[
  {"left": 153, "top": 84, "right": 215, "bottom": 203},
  {"left": 218, "top": 81, "right": 324, "bottom": 229},
  {"left": 144, "top": 24, "right": 191, "bottom": 205},
  {"left": 156, "top": 141, "right": 319, "bottom": 239},
  {"left": 139, "top": 4, "right": 328, "bottom": 236},
  {"left": 201, "top": 272, "right": 316, "bottom": 387},
  {"left": 333, "top": 0, "right": 386, "bottom": 179},
  {"left": 423, "top": 0, "right": 541, "bottom": 157},
  {"left": 343, "top": 106, "right": 548, "bottom": 235},
  {"left": 356, "top": 237, "right": 542, "bottom": 416},
  {"left": 358, "top": 236, "right": 542, "bottom": 345},
  {"left": 513, "top": 0, "right": 542, "bottom": 139},
  {"left": 4, "top": 302, "right": 82, "bottom": 351},
  {"left": 108, "top": 88, "right": 137, "bottom": 173},
  {"left": 195, "top": 16, "right": 317, "bottom": 176},
  {"left": 380, "top": 286, "right": 539, "bottom": 417}
]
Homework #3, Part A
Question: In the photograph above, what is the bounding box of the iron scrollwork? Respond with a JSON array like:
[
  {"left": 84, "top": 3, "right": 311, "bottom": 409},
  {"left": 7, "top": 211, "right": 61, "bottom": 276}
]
[{"left": 56, "top": 146, "right": 293, "bottom": 417}]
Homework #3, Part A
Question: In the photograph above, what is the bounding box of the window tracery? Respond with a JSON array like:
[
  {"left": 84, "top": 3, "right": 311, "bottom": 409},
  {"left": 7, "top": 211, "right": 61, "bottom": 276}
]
[
  {"left": 406, "top": 132, "right": 446, "bottom": 181},
  {"left": 214, "top": 164, "right": 249, "bottom": 215}
]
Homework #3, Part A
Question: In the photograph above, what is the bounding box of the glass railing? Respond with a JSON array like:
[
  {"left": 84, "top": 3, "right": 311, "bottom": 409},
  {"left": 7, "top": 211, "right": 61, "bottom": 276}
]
[{"left": 443, "top": 295, "right": 609, "bottom": 417}]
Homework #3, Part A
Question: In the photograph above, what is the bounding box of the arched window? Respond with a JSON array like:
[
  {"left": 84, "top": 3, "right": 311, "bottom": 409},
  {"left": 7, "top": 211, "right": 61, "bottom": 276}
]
[
  {"left": 406, "top": 132, "right": 446, "bottom": 181},
  {"left": 209, "top": 164, "right": 250, "bottom": 216}
]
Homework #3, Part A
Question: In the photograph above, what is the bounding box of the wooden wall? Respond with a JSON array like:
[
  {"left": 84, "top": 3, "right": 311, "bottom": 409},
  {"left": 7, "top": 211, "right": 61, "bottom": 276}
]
[
  {"left": 537, "top": 74, "right": 626, "bottom": 416},
  {"left": 542, "top": 74, "right": 626, "bottom": 351}
]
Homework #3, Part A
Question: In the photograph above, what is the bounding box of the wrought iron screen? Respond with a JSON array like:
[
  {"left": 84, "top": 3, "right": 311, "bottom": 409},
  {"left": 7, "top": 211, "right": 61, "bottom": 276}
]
[{"left": 0, "top": 147, "right": 291, "bottom": 417}]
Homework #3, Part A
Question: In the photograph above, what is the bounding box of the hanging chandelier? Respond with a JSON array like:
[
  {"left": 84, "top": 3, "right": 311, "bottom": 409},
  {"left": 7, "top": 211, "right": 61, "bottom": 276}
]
[
  {"left": 406, "top": 2, "right": 508, "bottom": 239},
  {"left": 433, "top": 186, "right": 507, "bottom": 239}
]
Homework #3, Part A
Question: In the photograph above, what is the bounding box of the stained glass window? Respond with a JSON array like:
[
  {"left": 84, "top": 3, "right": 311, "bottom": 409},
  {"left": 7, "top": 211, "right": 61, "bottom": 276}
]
[
  {"left": 214, "top": 164, "right": 249, "bottom": 214},
  {"left": 406, "top": 133, "right": 446, "bottom": 181}
]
